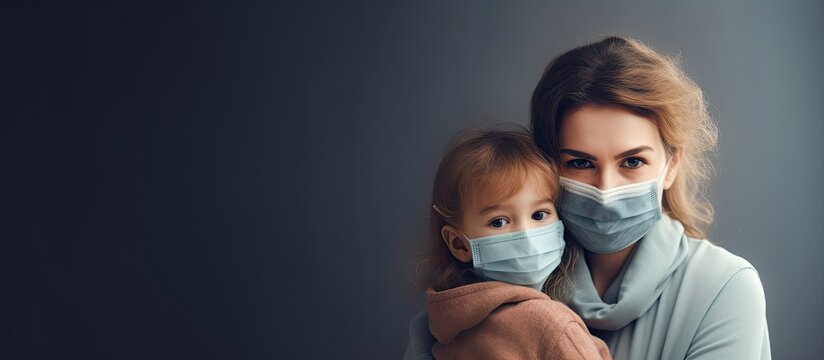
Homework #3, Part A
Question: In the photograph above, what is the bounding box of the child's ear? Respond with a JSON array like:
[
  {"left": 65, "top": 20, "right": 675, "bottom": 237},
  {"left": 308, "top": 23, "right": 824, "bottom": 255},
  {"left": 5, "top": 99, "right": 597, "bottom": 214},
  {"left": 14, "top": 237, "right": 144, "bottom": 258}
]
[{"left": 441, "top": 225, "right": 472, "bottom": 263}]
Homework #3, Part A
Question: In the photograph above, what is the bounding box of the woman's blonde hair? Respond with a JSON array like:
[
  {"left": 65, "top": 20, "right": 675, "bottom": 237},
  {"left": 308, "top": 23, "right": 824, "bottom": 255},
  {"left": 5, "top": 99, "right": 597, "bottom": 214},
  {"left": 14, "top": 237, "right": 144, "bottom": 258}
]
[
  {"left": 530, "top": 36, "right": 718, "bottom": 238},
  {"left": 415, "top": 124, "right": 578, "bottom": 300}
]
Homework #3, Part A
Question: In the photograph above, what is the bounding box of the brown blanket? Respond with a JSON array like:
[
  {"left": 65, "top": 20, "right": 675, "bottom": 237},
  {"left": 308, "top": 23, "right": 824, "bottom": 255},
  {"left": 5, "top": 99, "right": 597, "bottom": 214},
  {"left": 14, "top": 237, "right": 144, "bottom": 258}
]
[{"left": 427, "top": 281, "right": 611, "bottom": 360}]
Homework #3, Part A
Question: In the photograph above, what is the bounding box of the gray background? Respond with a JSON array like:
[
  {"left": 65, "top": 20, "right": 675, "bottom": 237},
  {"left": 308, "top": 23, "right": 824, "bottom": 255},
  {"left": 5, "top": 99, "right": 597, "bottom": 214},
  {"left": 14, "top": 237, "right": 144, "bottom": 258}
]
[{"left": 5, "top": 0, "right": 822, "bottom": 359}]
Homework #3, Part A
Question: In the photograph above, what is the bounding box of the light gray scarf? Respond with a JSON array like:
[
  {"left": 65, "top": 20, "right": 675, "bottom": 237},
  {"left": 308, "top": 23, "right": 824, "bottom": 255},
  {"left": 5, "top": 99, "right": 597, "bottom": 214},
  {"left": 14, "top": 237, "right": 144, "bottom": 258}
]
[{"left": 566, "top": 214, "right": 689, "bottom": 331}]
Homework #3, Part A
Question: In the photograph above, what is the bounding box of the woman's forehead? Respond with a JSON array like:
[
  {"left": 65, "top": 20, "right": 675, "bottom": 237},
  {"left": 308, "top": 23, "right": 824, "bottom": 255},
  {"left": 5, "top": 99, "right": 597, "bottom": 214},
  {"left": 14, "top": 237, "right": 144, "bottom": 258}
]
[{"left": 558, "top": 105, "right": 666, "bottom": 155}]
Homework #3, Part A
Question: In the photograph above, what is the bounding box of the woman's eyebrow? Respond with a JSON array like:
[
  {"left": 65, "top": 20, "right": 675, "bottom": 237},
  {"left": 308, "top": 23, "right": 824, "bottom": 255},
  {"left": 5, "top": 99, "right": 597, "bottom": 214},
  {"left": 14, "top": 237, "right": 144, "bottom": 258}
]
[
  {"left": 614, "top": 146, "right": 654, "bottom": 160},
  {"left": 560, "top": 146, "right": 654, "bottom": 161},
  {"left": 560, "top": 149, "right": 596, "bottom": 160}
]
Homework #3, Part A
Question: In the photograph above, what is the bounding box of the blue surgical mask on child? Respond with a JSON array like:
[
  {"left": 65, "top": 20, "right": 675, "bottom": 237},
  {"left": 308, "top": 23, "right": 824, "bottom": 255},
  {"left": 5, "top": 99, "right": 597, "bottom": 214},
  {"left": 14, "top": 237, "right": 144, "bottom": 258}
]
[
  {"left": 557, "top": 164, "right": 668, "bottom": 254},
  {"left": 459, "top": 221, "right": 566, "bottom": 291}
]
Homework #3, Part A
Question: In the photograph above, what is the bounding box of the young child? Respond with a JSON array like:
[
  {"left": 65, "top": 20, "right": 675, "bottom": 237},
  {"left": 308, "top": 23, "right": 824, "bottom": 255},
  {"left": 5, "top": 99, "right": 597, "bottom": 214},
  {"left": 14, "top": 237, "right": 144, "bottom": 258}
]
[{"left": 419, "top": 126, "right": 611, "bottom": 359}]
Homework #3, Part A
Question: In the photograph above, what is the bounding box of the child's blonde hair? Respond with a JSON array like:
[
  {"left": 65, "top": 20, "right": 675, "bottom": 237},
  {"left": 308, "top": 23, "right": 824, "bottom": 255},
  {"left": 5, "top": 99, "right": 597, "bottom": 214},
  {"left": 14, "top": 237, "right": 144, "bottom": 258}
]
[{"left": 416, "top": 124, "right": 578, "bottom": 300}]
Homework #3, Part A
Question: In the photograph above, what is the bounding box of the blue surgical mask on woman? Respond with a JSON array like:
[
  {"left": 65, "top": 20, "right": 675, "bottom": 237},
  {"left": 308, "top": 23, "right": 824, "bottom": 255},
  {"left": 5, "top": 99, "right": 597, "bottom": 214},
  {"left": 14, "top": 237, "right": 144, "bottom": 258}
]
[
  {"left": 459, "top": 221, "right": 566, "bottom": 290},
  {"left": 557, "top": 164, "right": 668, "bottom": 254}
]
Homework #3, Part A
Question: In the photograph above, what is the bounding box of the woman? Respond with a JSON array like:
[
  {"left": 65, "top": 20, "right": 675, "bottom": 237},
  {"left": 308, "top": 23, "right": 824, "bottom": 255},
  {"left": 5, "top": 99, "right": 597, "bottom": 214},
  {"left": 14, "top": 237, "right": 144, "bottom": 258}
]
[{"left": 404, "top": 36, "right": 771, "bottom": 359}]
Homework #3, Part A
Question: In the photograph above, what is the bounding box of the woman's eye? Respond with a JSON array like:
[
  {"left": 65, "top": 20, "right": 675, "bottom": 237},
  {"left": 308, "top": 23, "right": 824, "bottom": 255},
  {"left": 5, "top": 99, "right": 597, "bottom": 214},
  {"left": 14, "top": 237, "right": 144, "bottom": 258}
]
[
  {"left": 532, "top": 211, "right": 549, "bottom": 221},
  {"left": 621, "top": 157, "right": 646, "bottom": 169},
  {"left": 489, "top": 218, "right": 509, "bottom": 228},
  {"left": 567, "top": 159, "right": 593, "bottom": 169}
]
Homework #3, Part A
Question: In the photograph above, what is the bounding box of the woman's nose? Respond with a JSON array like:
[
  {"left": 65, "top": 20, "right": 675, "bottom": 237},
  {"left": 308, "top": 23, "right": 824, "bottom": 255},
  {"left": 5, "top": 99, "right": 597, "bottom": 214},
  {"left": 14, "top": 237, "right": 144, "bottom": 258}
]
[{"left": 594, "top": 169, "right": 618, "bottom": 190}]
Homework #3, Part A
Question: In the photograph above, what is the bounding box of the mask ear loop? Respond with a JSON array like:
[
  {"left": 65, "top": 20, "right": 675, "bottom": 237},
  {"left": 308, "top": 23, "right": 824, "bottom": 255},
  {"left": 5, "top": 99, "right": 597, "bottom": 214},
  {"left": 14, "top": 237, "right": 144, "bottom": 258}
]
[
  {"left": 657, "top": 160, "right": 671, "bottom": 187},
  {"left": 432, "top": 204, "right": 473, "bottom": 242},
  {"left": 660, "top": 145, "right": 682, "bottom": 186},
  {"left": 431, "top": 204, "right": 448, "bottom": 218},
  {"left": 653, "top": 160, "right": 673, "bottom": 209}
]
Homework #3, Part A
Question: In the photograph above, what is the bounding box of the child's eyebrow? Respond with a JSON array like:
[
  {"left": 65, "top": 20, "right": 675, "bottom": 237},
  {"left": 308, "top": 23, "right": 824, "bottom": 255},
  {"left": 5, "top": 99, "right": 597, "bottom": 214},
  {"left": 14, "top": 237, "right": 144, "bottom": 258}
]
[
  {"left": 477, "top": 198, "right": 554, "bottom": 215},
  {"left": 478, "top": 204, "right": 504, "bottom": 215}
]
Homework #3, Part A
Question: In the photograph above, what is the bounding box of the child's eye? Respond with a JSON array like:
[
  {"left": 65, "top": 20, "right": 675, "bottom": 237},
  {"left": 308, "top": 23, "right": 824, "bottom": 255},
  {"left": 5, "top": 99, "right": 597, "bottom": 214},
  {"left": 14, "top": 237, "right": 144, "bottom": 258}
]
[
  {"left": 532, "top": 211, "right": 550, "bottom": 221},
  {"left": 489, "top": 218, "right": 509, "bottom": 228},
  {"left": 621, "top": 157, "right": 646, "bottom": 169},
  {"left": 567, "top": 159, "right": 593, "bottom": 169}
]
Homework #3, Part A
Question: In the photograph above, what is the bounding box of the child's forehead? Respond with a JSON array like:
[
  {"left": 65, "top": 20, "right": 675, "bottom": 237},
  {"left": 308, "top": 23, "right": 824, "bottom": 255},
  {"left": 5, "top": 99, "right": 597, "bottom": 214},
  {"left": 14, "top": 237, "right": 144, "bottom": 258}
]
[{"left": 461, "top": 172, "right": 556, "bottom": 211}]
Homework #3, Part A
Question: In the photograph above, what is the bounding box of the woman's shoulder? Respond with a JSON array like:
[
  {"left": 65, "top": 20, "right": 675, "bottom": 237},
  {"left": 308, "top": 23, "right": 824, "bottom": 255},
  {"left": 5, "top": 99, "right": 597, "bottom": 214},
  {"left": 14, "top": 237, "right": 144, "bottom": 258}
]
[
  {"left": 684, "top": 237, "right": 758, "bottom": 276},
  {"left": 677, "top": 237, "right": 766, "bottom": 323},
  {"left": 681, "top": 236, "right": 765, "bottom": 305},
  {"left": 677, "top": 238, "right": 770, "bottom": 358},
  {"left": 657, "top": 237, "right": 769, "bottom": 358}
]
